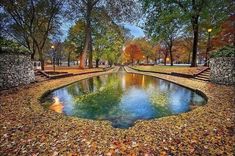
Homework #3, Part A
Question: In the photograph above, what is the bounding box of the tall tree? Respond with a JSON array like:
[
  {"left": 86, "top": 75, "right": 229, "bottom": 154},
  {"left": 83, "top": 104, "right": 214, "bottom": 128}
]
[
  {"left": 174, "top": 0, "right": 234, "bottom": 66},
  {"left": 0, "top": 0, "right": 63, "bottom": 70},
  {"left": 64, "top": 40, "right": 77, "bottom": 67},
  {"left": 68, "top": 0, "right": 139, "bottom": 68},
  {"left": 143, "top": 2, "right": 181, "bottom": 66},
  {"left": 134, "top": 38, "right": 154, "bottom": 64},
  {"left": 67, "top": 20, "right": 86, "bottom": 67},
  {"left": 142, "top": 0, "right": 234, "bottom": 66},
  {"left": 92, "top": 9, "right": 125, "bottom": 67},
  {"left": 123, "top": 43, "right": 143, "bottom": 65}
]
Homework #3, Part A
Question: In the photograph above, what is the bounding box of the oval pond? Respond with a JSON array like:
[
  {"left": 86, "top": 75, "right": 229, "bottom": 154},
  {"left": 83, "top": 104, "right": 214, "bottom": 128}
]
[{"left": 42, "top": 70, "right": 207, "bottom": 128}]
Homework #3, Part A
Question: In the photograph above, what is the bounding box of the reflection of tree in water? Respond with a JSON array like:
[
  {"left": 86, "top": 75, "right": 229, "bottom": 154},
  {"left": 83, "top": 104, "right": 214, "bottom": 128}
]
[
  {"left": 67, "top": 84, "right": 83, "bottom": 97},
  {"left": 121, "top": 73, "right": 156, "bottom": 89},
  {"left": 67, "top": 77, "right": 100, "bottom": 98},
  {"left": 189, "top": 92, "right": 206, "bottom": 106},
  {"left": 93, "top": 76, "right": 102, "bottom": 90},
  {"left": 73, "top": 76, "right": 123, "bottom": 119},
  {"left": 149, "top": 91, "right": 171, "bottom": 117}
]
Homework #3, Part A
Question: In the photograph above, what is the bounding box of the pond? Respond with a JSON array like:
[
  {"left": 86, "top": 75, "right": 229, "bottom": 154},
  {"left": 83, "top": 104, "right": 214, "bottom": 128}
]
[{"left": 42, "top": 69, "right": 207, "bottom": 128}]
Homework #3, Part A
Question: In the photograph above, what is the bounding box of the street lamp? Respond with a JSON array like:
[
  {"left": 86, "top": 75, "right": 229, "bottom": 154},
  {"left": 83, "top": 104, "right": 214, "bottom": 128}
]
[
  {"left": 51, "top": 45, "right": 56, "bottom": 72},
  {"left": 205, "top": 28, "right": 212, "bottom": 66}
]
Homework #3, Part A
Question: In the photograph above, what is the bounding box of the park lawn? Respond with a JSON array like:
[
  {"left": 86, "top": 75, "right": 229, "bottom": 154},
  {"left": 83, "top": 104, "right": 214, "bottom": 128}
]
[
  {"left": 133, "top": 65, "right": 207, "bottom": 75},
  {"left": 44, "top": 65, "right": 106, "bottom": 74}
]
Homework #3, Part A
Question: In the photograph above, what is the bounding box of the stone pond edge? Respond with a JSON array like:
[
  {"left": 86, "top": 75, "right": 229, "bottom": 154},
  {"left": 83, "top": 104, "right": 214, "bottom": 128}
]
[{"left": 38, "top": 66, "right": 209, "bottom": 128}]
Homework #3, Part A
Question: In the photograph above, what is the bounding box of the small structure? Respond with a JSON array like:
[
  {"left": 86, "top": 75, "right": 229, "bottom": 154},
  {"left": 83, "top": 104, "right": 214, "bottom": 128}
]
[
  {"left": 210, "top": 57, "right": 234, "bottom": 85},
  {"left": 33, "top": 61, "right": 42, "bottom": 70},
  {"left": 209, "top": 46, "right": 235, "bottom": 85},
  {"left": 0, "top": 47, "right": 35, "bottom": 90}
]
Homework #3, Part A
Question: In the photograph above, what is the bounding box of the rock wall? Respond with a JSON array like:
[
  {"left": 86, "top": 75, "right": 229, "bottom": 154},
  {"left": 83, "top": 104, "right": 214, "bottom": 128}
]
[
  {"left": 209, "top": 57, "right": 235, "bottom": 85},
  {"left": 0, "top": 53, "right": 35, "bottom": 90}
]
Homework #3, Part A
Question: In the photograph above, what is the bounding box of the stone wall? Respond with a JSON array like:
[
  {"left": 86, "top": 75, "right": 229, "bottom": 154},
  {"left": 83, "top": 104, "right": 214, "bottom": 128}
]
[
  {"left": 0, "top": 53, "right": 35, "bottom": 90},
  {"left": 209, "top": 57, "right": 235, "bottom": 85}
]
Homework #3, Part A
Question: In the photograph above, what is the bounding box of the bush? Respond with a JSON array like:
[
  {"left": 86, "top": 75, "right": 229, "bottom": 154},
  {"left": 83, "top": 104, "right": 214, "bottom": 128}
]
[
  {"left": 210, "top": 45, "right": 235, "bottom": 58},
  {"left": 0, "top": 38, "right": 31, "bottom": 55}
]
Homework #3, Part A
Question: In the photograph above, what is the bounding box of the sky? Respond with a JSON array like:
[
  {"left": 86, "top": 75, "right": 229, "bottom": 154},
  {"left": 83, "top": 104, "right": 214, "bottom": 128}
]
[
  {"left": 123, "top": 23, "right": 145, "bottom": 38},
  {"left": 60, "top": 22, "right": 145, "bottom": 41}
]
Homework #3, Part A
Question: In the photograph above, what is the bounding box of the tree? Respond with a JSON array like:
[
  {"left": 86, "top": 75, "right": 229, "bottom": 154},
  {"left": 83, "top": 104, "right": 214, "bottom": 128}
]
[
  {"left": 143, "top": 2, "right": 181, "bottom": 66},
  {"left": 173, "top": 0, "right": 234, "bottom": 66},
  {"left": 64, "top": 40, "right": 76, "bottom": 67},
  {"left": 173, "top": 39, "right": 191, "bottom": 64},
  {"left": 0, "top": 0, "right": 64, "bottom": 70},
  {"left": 142, "top": 0, "right": 234, "bottom": 67},
  {"left": 134, "top": 38, "right": 154, "bottom": 64},
  {"left": 68, "top": 0, "right": 139, "bottom": 68},
  {"left": 123, "top": 43, "right": 143, "bottom": 65},
  {"left": 92, "top": 9, "right": 125, "bottom": 67},
  {"left": 212, "top": 15, "right": 235, "bottom": 48},
  {"left": 101, "top": 28, "right": 125, "bottom": 67},
  {"left": 159, "top": 43, "right": 169, "bottom": 65},
  {"left": 67, "top": 20, "right": 86, "bottom": 67}
]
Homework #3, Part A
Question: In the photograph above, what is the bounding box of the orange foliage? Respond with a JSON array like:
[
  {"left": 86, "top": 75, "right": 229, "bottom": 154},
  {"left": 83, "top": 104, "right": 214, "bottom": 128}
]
[
  {"left": 212, "top": 15, "right": 235, "bottom": 48},
  {"left": 123, "top": 43, "right": 143, "bottom": 64},
  {"left": 173, "top": 39, "right": 191, "bottom": 63}
]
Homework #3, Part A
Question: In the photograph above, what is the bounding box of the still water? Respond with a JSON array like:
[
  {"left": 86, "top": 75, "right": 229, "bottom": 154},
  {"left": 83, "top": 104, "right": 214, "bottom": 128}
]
[{"left": 43, "top": 69, "right": 206, "bottom": 128}]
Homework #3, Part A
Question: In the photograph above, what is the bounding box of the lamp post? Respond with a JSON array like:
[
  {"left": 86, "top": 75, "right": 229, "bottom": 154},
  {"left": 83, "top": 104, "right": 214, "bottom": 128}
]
[
  {"left": 205, "top": 28, "right": 212, "bottom": 66},
  {"left": 51, "top": 45, "right": 55, "bottom": 72}
]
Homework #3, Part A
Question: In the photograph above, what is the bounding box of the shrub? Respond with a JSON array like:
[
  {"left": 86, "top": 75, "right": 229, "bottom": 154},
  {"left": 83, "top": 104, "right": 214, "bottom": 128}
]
[
  {"left": 0, "top": 38, "right": 31, "bottom": 55},
  {"left": 210, "top": 45, "right": 235, "bottom": 58}
]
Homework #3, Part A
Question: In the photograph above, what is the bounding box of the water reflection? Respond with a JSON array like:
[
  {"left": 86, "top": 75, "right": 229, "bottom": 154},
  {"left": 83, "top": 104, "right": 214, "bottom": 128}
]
[
  {"left": 44, "top": 71, "right": 206, "bottom": 128},
  {"left": 49, "top": 97, "right": 64, "bottom": 113}
]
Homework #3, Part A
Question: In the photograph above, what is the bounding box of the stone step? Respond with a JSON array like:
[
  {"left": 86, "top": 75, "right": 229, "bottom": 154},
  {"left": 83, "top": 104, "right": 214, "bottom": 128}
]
[
  {"left": 196, "top": 75, "right": 209, "bottom": 79},
  {"left": 195, "top": 77, "right": 210, "bottom": 81},
  {"left": 197, "top": 73, "right": 209, "bottom": 76},
  {"left": 199, "top": 73, "right": 210, "bottom": 76}
]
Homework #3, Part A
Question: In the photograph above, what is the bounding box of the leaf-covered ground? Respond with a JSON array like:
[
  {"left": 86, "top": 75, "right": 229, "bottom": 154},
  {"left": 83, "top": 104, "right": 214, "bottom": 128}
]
[
  {"left": 0, "top": 66, "right": 234, "bottom": 155},
  {"left": 133, "top": 65, "right": 207, "bottom": 75},
  {"left": 44, "top": 65, "right": 106, "bottom": 74}
]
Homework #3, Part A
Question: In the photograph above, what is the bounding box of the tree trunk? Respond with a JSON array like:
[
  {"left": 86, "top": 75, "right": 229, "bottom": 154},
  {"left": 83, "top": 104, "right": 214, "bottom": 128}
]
[
  {"left": 169, "top": 47, "right": 173, "bottom": 66},
  {"left": 191, "top": 16, "right": 199, "bottom": 67},
  {"left": 57, "top": 59, "right": 59, "bottom": 66},
  {"left": 30, "top": 43, "right": 36, "bottom": 60},
  {"left": 95, "top": 59, "right": 99, "bottom": 68},
  {"left": 164, "top": 53, "right": 168, "bottom": 65},
  {"left": 188, "top": 51, "right": 191, "bottom": 64},
  {"left": 88, "top": 25, "right": 93, "bottom": 68},
  {"left": 132, "top": 58, "right": 134, "bottom": 66},
  {"left": 38, "top": 50, "right": 44, "bottom": 70},
  {"left": 80, "top": 2, "right": 92, "bottom": 69},
  {"left": 169, "top": 51, "right": 173, "bottom": 66},
  {"left": 146, "top": 56, "right": 149, "bottom": 64},
  {"left": 68, "top": 52, "right": 71, "bottom": 67},
  {"left": 79, "top": 52, "right": 86, "bottom": 69},
  {"left": 31, "top": 51, "right": 35, "bottom": 60}
]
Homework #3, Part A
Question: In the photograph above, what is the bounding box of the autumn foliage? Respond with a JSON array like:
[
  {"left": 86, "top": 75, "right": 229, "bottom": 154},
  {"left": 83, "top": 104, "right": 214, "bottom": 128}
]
[
  {"left": 123, "top": 43, "right": 143, "bottom": 65},
  {"left": 212, "top": 15, "right": 235, "bottom": 49}
]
